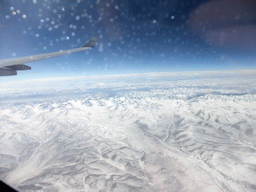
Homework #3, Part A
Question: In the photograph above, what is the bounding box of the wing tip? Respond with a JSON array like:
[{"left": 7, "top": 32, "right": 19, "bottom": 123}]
[{"left": 81, "top": 36, "right": 99, "bottom": 48}]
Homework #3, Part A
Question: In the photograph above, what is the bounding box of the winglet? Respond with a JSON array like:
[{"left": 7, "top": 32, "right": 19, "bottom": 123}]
[{"left": 81, "top": 36, "right": 99, "bottom": 48}]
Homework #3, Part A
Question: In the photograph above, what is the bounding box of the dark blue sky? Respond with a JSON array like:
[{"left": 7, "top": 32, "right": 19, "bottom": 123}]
[{"left": 1, "top": 0, "right": 256, "bottom": 79}]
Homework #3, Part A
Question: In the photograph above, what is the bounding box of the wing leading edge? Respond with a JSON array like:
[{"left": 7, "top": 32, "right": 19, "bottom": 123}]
[{"left": 0, "top": 36, "right": 99, "bottom": 76}]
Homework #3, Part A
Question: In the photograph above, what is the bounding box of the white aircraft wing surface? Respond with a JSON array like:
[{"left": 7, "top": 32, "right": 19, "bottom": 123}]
[{"left": 0, "top": 36, "right": 99, "bottom": 76}]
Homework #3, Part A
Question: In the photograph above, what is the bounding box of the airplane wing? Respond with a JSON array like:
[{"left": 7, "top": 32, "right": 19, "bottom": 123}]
[{"left": 0, "top": 36, "right": 99, "bottom": 76}]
